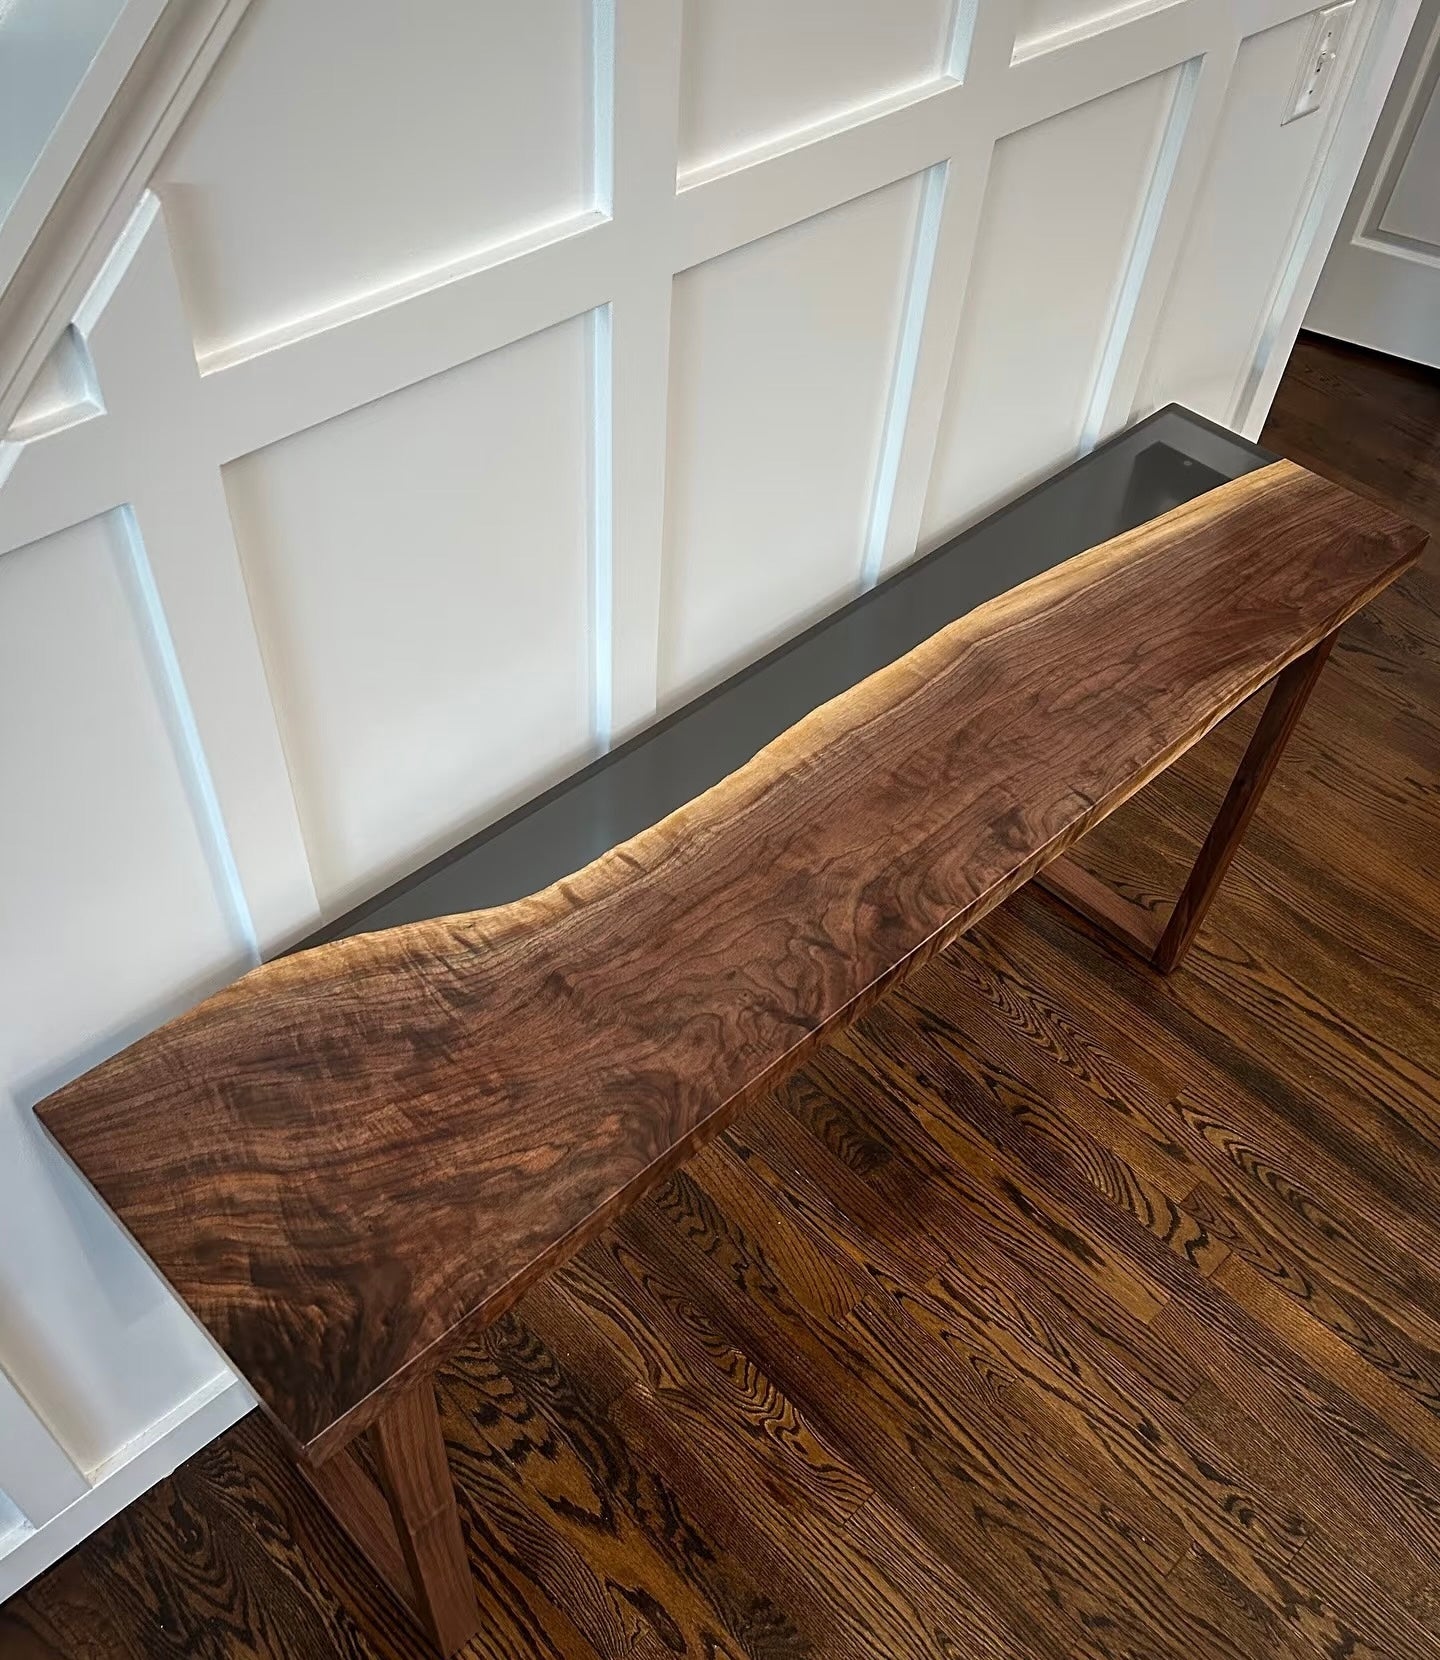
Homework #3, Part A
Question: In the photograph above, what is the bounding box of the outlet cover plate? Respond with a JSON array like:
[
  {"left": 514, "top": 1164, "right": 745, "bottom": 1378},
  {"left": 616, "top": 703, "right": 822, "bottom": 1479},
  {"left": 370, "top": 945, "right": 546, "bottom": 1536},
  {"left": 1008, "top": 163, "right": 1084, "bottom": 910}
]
[{"left": 1283, "top": 0, "right": 1356, "bottom": 124}]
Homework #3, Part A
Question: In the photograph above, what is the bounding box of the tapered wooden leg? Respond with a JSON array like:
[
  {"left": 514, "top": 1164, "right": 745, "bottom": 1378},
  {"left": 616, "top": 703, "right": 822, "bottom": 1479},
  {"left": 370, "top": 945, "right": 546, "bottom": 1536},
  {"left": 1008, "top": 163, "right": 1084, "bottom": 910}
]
[
  {"left": 369, "top": 1381, "right": 481, "bottom": 1656},
  {"left": 301, "top": 1442, "right": 418, "bottom": 1615},
  {"left": 1038, "top": 631, "right": 1338, "bottom": 974},
  {"left": 1152, "top": 633, "right": 1336, "bottom": 971}
]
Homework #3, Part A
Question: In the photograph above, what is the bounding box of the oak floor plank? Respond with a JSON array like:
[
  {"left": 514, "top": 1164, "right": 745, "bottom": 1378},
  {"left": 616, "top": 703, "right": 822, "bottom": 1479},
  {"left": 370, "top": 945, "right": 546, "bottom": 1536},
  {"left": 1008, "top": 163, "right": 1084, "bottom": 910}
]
[
  {"left": 998, "top": 886, "right": 1440, "bottom": 1262},
  {"left": 922, "top": 920, "right": 1440, "bottom": 1428},
  {"left": 613, "top": 1190, "right": 1120, "bottom": 1659},
  {"left": 623, "top": 1167, "right": 1306, "bottom": 1660},
  {"left": 725, "top": 1095, "right": 1311, "bottom": 1587},
  {"left": 767, "top": 1022, "right": 1440, "bottom": 1660},
  {"left": 1181, "top": 1381, "right": 1440, "bottom": 1650},
  {"left": 609, "top": 1372, "right": 1023, "bottom": 1660},
  {"left": 440, "top": 1334, "right": 753, "bottom": 1660},
  {"left": 557, "top": 1237, "right": 877, "bottom": 1527},
  {"left": 1161, "top": 1543, "right": 1390, "bottom": 1660},
  {"left": 844, "top": 985, "right": 1440, "bottom": 1561},
  {"left": 756, "top": 1062, "right": 1203, "bottom": 1408},
  {"left": 0, "top": 1549, "right": 134, "bottom": 1660},
  {"left": 888, "top": 958, "right": 1234, "bottom": 1277}
]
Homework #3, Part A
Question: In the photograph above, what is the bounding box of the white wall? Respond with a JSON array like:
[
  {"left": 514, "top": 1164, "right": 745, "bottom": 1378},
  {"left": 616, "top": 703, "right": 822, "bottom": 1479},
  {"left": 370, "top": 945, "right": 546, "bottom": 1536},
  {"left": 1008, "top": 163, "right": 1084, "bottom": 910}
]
[{"left": 0, "top": 0, "right": 1420, "bottom": 1598}]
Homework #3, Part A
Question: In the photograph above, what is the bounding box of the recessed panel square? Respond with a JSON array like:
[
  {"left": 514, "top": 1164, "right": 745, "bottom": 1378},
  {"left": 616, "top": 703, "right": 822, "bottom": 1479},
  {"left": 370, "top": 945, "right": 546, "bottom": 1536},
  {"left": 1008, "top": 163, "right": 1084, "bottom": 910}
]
[
  {"left": 662, "top": 177, "right": 924, "bottom": 702},
  {"left": 679, "top": 0, "right": 955, "bottom": 175},
  {"left": 158, "top": 0, "right": 594, "bottom": 354},
  {"left": 223, "top": 319, "right": 596, "bottom": 908},
  {"left": 921, "top": 70, "right": 1179, "bottom": 545}
]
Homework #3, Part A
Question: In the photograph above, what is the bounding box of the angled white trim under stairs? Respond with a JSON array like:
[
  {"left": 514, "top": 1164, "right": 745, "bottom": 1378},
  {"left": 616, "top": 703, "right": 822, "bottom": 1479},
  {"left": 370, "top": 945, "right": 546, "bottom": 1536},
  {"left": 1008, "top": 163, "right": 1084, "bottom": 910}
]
[{"left": 0, "top": 0, "right": 255, "bottom": 436}]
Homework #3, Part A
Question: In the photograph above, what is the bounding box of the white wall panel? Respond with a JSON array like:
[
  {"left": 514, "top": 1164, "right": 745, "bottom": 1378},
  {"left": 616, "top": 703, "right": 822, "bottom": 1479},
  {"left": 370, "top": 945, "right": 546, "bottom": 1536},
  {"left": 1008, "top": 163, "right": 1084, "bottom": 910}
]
[
  {"left": 155, "top": 0, "right": 593, "bottom": 356},
  {"left": 678, "top": 0, "right": 955, "bottom": 174},
  {"left": 0, "top": 1366, "right": 85, "bottom": 1528},
  {"left": 660, "top": 175, "right": 924, "bottom": 704},
  {"left": 1137, "top": 10, "right": 1352, "bottom": 421},
  {"left": 0, "top": 510, "right": 240, "bottom": 1469},
  {"left": 1015, "top": 0, "right": 1182, "bottom": 57},
  {"left": 223, "top": 316, "right": 597, "bottom": 911},
  {"left": 0, "top": 513, "right": 248, "bottom": 1087},
  {"left": 921, "top": 68, "right": 1181, "bottom": 547}
]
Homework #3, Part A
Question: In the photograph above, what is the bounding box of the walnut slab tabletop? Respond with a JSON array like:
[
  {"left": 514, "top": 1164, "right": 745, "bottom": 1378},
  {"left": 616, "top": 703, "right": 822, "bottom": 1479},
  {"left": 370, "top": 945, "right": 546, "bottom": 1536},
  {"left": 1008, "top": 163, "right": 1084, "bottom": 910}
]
[{"left": 37, "top": 460, "right": 1424, "bottom": 1478}]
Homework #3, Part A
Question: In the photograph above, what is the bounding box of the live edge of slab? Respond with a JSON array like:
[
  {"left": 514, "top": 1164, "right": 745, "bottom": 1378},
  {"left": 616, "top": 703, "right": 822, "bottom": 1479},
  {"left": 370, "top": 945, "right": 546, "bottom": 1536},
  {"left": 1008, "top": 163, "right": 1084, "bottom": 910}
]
[{"left": 35, "top": 455, "right": 1427, "bottom": 1468}]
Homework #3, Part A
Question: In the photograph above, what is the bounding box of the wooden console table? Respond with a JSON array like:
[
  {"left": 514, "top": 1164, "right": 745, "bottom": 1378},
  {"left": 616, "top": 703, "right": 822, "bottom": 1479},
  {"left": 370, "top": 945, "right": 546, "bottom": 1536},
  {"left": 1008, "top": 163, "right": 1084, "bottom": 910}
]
[{"left": 36, "top": 410, "right": 1426, "bottom": 1654}]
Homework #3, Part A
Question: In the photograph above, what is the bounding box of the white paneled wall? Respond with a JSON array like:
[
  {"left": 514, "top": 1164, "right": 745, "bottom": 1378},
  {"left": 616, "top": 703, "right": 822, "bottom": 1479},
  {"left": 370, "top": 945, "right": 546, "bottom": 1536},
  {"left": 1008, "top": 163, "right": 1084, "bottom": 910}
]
[
  {"left": 662, "top": 176, "right": 924, "bottom": 701},
  {"left": 0, "top": 0, "right": 1419, "bottom": 1596},
  {"left": 156, "top": 0, "right": 596, "bottom": 357},
  {"left": 1138, "top": 10, "right": 1368, "bottom": 417},
  {"left": 677, "top": 0, "right": 957, "bottom": 174},
  {"left": 223, "top": 316, "right": 598, "bottom": 908},
  {"left": 920, "top": 66, "right": 1186, "bottom": 542}
]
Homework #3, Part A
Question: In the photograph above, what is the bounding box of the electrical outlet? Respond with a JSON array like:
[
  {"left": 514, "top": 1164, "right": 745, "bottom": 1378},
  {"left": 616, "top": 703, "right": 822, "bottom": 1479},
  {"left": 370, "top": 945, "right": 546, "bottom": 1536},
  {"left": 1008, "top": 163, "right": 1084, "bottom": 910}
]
[{"left": 1283, "top": 1, "right": 1355, "bottom": 124}]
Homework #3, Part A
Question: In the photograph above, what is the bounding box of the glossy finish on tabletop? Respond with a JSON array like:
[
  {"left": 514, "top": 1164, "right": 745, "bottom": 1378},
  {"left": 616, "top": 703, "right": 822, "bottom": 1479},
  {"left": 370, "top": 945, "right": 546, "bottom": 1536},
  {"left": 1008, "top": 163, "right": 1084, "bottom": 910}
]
[{"left": 36, "top": 451, "right": 1424, "bottom": 1462}]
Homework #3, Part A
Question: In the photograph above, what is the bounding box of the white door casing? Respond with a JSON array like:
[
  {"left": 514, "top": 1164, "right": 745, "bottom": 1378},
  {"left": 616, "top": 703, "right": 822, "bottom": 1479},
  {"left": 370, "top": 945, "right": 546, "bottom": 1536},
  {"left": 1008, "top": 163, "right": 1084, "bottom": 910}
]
[
  {"left": 0, "top": 0, "right": 1421, "bottom": 1595},
  {"left": 1308, "top": 0, "right": 1440, "bottom": 365}
]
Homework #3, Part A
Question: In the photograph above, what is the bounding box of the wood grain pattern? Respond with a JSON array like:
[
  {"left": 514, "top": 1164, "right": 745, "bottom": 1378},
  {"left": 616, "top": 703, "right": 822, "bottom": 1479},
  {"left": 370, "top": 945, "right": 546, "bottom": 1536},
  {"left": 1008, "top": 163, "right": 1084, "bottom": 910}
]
[
  {"left": 34, "top": 456, "right": 1425, "bottom": 1463},
  {"left": 1040, "top": 629, "right": 1341, "bottom": 972}
]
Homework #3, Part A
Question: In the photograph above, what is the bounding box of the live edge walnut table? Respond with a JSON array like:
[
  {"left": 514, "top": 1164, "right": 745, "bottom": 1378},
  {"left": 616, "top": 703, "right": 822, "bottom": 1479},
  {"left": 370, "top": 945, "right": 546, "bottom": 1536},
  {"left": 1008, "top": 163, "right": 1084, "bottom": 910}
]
[{"left": 37, "top": 408, "right": 1427, "bottom": 1655}]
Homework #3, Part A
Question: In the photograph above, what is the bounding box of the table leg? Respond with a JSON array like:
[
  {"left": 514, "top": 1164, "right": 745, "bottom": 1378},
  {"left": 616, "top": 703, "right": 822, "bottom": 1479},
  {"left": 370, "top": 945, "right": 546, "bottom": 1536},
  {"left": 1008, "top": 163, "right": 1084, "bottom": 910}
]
[
  {"left": 1039, "top": 631, "right": 1338, "bottom": 974},
  {"left": 301, "top": 1440, "right": 417, "bottom": 1615},
  {"left": 370, "top": 1379, "right": 481, "bottom": 1656},
  {"left": 1151, "top": 632, "right": 1335, "bottom": 970}
]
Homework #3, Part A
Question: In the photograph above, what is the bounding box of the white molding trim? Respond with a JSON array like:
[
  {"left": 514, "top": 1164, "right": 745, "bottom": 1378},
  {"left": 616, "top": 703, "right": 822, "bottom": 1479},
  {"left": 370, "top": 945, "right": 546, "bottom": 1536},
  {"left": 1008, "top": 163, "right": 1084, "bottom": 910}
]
[
  {"left": 1080, "top": 52, "right": 1206, "bottom": 449},
  {"left": 0, "top": 1373, "right": 253, "bottom": 1604},
  {"left": 0, "top": 0, "right": 256, "bottom": 437},
  {"left": 606, "top": 0, "right": 683, "bottom": 738},
  {"left": 0, "top": 0, "right": 170, "bottom": 301},
  {"left": 0, "top": 1370, "right": 87, "bottom": 1532},
  {"left": 861, "top": 161, "right": 949, "bottom": 589}
]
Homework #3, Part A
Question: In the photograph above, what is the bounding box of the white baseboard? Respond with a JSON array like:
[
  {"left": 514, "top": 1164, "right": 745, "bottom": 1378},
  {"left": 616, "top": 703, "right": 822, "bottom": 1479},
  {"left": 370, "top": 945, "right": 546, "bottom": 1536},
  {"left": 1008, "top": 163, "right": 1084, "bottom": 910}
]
[{"left": 0, "top": 1371, "right": 255, "bottom": 1604}]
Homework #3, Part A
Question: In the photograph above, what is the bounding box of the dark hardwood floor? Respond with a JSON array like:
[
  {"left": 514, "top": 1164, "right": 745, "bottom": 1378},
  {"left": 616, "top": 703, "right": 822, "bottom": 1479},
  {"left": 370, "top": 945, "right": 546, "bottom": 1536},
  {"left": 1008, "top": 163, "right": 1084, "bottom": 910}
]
[{"left": 5, "top": 332, "right": 1438, "bottom": 1659}]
